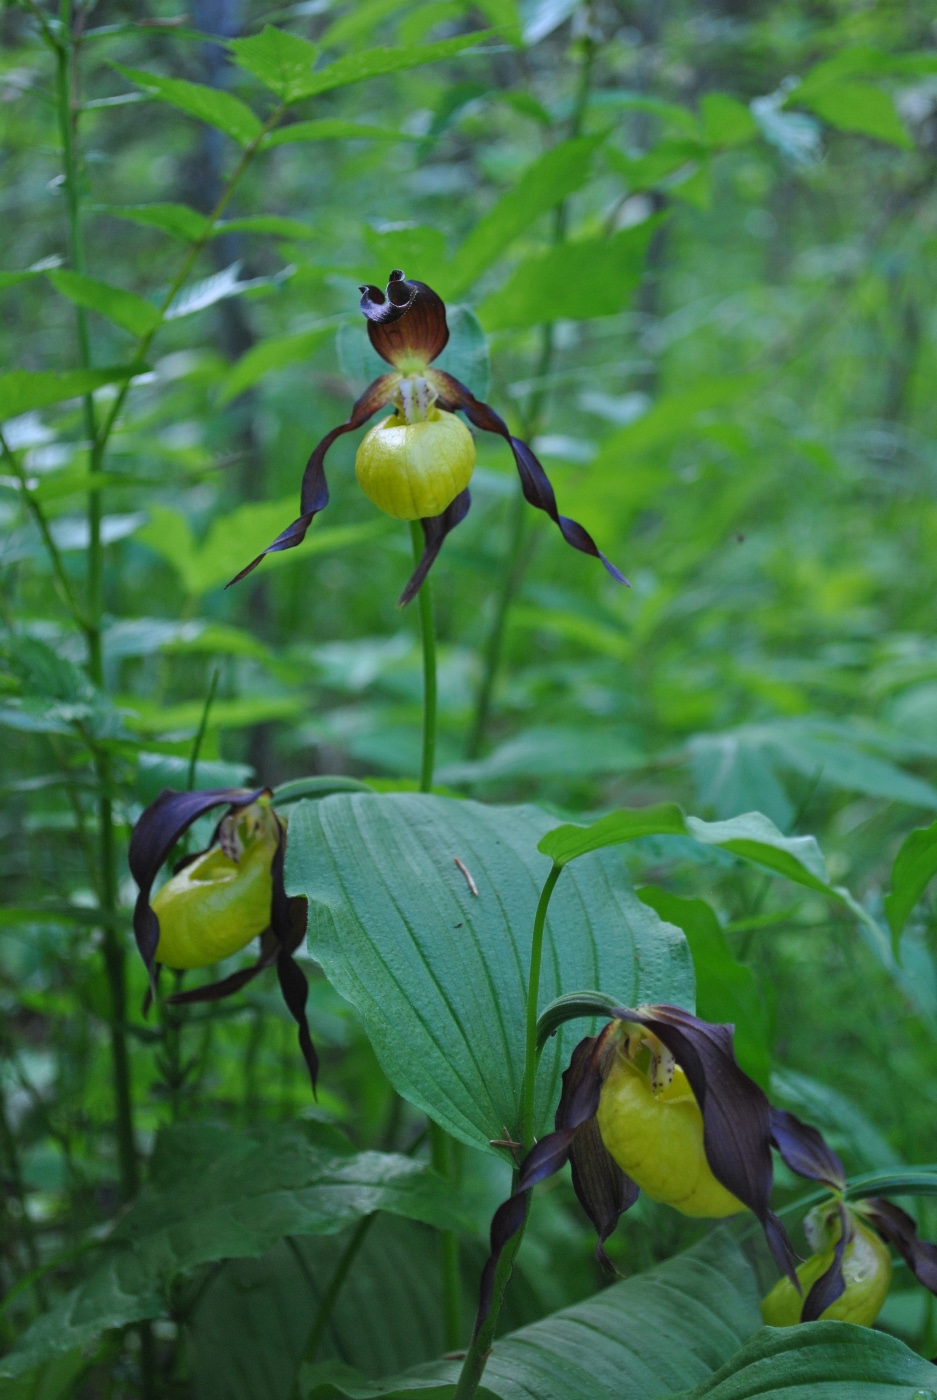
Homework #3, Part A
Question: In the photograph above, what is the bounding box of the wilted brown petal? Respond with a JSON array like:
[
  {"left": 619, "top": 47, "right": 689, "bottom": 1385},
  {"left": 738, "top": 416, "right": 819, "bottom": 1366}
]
[{"left": 769, "top": 1107, "right": 846, "bottom": 1191}]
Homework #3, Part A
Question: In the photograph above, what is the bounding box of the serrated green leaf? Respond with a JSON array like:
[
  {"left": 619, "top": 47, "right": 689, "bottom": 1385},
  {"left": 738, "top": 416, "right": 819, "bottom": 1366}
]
[
  {"left": 285, "top": 793, "right": 693, "bottom": 1152},
  {"left": 287, "top": 31, "right": 493, "bottom": 103},
  {"left": 48, "top": 270, "right": 160, "bottom": 336},
  {"left": 0, "top": 1123, "right": 475, "bottom": 1380},
  {"left": 884, "top": 816, "right": 937, "bottom": 942},
  {"left": 0, "top": 366, "right": 135, "bottom": 418},
  {"left": 217, "top": 322, "right": 339, "bottom": 403},
  {"left": 229, "top": 26, "right": 319, "bottom": 102},
  {"left": 261, "top": 119, "right": 415, "bottom": 148},
  {"left": 106, "top": 202, "right": 210, "bottom": 241},
  {"left": 672, "top": 1321, "right": 937, "bottom": 1398},
  {"left": 442, "top": 135, "right": 603, "bottom": 298},
  {"left": 478, "top": 219, "right": 657, "bottom": 330},
  {"left": 302, "top": 1231, "right": 761, "bottom": 1400},
  {"left": 112, "top": 65, "right": 263, "bottom": 146}
]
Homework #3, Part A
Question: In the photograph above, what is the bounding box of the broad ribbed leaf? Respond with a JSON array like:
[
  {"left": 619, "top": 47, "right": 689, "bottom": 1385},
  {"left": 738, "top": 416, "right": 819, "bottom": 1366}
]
[
  {"left": 672, "top": 1322, "right": 937, "bottom": 1398},
  {"left": 478, "top": 221, "right": 657, "bottom": 330},
  {"left": 0, "top": 1123, "right": 474, "bottom": 1380},
  {"left": 302, "top": 1231, "right": 761, "bottom": 1399},
  {"left": 0, "top": 366, "right": 135, "bottom": 417},
  {"left": 884, "top": 817, "right": 937, "bottom": 942},
  {"left": 113, "top": 65, "right": 263, "bottom": 146},
  {"left": 442, "top": 136, "right": 603, "bottom": 298},
  {"left": 48, "top": 270, "right": 160, "bottom": 336},
  {"left": 229, "top": 26, "right": 319, "bottom": 102},
  {"left": 285, "top": 793, "right": 693, "bottom": 1152}
]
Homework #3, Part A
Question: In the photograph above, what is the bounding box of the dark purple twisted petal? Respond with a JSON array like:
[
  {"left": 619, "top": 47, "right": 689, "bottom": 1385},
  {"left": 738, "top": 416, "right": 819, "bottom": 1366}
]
[
  {"left": 128, "top": 787, "right": 265, "bottom": 984},
  {"left": 398, "top": 489, "right": 472, "bottom": 607},
  {"left": 865, "top": 1198, "right": 937, "bottom": 1294},
  {"left": 770, "top": 1107, "right": 846, "bottom": 1191},
  {"left": 801, "top": 1204, "right": 850, "bottom": 1322},
  {"left": 226, "top": 374, "right": 399, "bottom": 588},
  {"left": 429, "top": 368, "right": 628, "bottom": 586},
  {"left": 166, "top": 930, "right": 280, "bottom": 1005},
  {"left": 615, "top": 1003, "right": 799, "bottom": 1285},
  {"left": 269, "top": 826, "right": 318, "bottom": 1094},
  {"left": 569, "top": 1115, "right": 639, "bottom": 1270},
  {"left": 360, "top": 270, "right": 449, "bottom": 367}
]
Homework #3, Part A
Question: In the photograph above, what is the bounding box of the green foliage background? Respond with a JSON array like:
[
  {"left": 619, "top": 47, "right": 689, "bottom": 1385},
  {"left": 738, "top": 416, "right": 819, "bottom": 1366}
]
[{"left": 3, "top": 0, "right": 937, "bottom": 1393}]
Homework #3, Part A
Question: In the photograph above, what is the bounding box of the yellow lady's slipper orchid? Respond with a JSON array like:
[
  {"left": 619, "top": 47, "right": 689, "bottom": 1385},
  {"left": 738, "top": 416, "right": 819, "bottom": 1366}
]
[
  {"left": 762, "top": 1207, "right": 892, "bottom": 1327},
  {"left": 355, "top": 404, "right": 475, "bottom": 521}
]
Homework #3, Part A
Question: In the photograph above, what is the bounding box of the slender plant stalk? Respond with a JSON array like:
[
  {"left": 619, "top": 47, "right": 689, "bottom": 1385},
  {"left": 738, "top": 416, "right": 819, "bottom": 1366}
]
[
  {"left": 519, "top": 864, "right": 562, "bottom": 1150},
  {"left": 464, "top": 35, "right": 597, "bottom": 760},
  {"left": 409, "top": 522, "right": 438, "bottom": 794},
  {"left": 299, "top": 1216, "right": 375, "bottom": 1368},
  {"left": 407, "top": 523, "right": 464, "bottom": 1344},
  {"left": 186, "top": 668, "right": 220, "bottom": 791},
  {"left": 452, "top": 1202, "right": 529, "bottom": 1400}
]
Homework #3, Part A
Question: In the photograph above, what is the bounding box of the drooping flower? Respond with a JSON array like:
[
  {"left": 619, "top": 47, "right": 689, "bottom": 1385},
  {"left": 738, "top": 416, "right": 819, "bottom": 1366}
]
[
  {"left": 227, "top": 271, "right": 627, "bottom": 605},
  {"left": 474, "top": 1005, "right": 841, "bottom": 1329},
  {"left": 128, "top": 787, "right": 317, "bottom": 1090},
  {"left": 762, "top": 1202, "right": 892, "bottom": 1327}
]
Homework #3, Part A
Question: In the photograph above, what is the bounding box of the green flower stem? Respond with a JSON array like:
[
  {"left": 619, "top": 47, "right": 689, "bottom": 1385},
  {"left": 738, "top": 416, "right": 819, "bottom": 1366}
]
[
  {"left": 520, "top": 864, "right": 562, "bottom": 1151},
  {"left": 452, "top": 1196, "right": 530, "bottom": 1400},
  {"left": 408, "top": 523, "right": 464, "bottom": 1344},
  {"left": 410, "top": 521, "right": 438, "bottom": 794}
]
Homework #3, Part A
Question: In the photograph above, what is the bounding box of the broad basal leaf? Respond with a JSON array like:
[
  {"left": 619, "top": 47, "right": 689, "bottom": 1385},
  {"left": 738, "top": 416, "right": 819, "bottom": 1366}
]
[
  {"left": 673, "top": 1321, "right": 937, "bottom": 1398},
  {"left": 285, "top": 793, "right": 693, "bottom": 1152},
  {"left": 478, "top": 220, "right": 658, "bottom": 330},
  {"left": 0, "top": 1122, "right": 474, "bottom": 1380},
  {"left": 442, "top": 136, "right": 604, "bottom": 299},
  {"left": 303, "top": 1231, "right": 762, "bottom": 1400},
  {"left": 48, "top": 270, "right": 160, "bottom": 337},
  {"left": 229, "top": 26, "right": 319, "bottom": 102},
  {"left": 113, "top": 65, "right": 264, "bottom": 147}
]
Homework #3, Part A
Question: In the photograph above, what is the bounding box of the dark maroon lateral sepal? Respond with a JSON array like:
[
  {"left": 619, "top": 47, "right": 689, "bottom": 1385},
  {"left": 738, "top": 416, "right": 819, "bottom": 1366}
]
[
  {"left": 475, "top": 1030, "right": 636, "bottom": 1334},
  {"left": 399, "top": 488, "right": 472, "bottom": 606},
  {"left": 227, "top": 373, "right": 398, "bottom": 587},
  {"left": 865, "top": 1198, "right": 937, "bottom": 1295},
  {"left": 801, "top": 1203, "right": 850, "bottom": 1322},
  {"left": 360, "top": 270, "right": 449, "bottom": 367},
  {"left": 128, "top": 786, "right": 265, "bottom": 985},
  {"left": 769, "top": 1107, "right": 847, "bottom": 1191},
  {"left": 429, "top": 368, "right": 628, "bottom": 587}
]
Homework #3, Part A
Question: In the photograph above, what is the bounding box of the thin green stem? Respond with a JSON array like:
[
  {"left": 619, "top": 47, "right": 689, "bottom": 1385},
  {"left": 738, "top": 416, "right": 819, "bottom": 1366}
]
[
  {"left": 452, "top": 1200, "right": 529, "bottom": 1400},
  {"left": 520, "top": 864, "right": 562, "bottom": 1151},
  {"left": 409, "top": 521, "right": 437, "bottom": 794},
  {"left": 301, "top": 1215, "right": 374, "bottom": 1366},
  {"left": 431, "top": 1121, "right": 463, "bottom": 1351},
  {"left": 186, "top": 668, "right": 220, "bottom": 791}
]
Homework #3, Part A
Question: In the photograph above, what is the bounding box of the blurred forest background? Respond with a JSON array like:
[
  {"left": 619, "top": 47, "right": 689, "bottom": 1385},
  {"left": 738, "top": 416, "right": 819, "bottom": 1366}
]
[{"left": 3, "top": 0, "right": 937, "bottom": 1392}]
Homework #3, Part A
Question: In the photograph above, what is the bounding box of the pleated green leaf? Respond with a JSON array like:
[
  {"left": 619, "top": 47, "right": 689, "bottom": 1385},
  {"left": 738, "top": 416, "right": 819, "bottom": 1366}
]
[
  {"left": 672, "top": 1321, "right": 937, "bottom": 1398},
  {"left": 229, "top": 26, "right": 319, "bottom": 102},
  {"left": 303, "top": 1231, "right": 761, "bottom": 1400},
  {"left": 285, "top": 793, "right": 693, "bottom": 1152}
]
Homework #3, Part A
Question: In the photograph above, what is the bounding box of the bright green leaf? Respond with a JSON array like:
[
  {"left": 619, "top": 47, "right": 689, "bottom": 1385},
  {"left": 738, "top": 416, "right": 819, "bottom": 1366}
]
[
  {"left": 213, "top": 215, "right": 315, "bottom": 239},
  {"left": 442, "top": 135, "right": 603, "bottom": 298},
  {"left": 261, "top": 119, "right": 415, "bottom": 148},
  {"left": 286, "top": 793, "right": 693, "bottom": 1151},
  {"left": 700, "top": 92, "right": 759, "bottom": 147},
  {"left": 637, "top": 887, "right": 771, "bottom": 1086},
  {"left": 276, "top": 31, "right": 493, "bottom": 105},
  {"left": 478, "top": 219, "right": 657, "bottom": 330},
  {"left": 217, "top": 322, "right": 340, "bottom": 404},
  {"left": 112, "top": 65, "right": 263, "bottom": 146},
  {"left": 48, "top": 270, "right": 160, "bottom": 336},
  {"left": 795, "top": 80, "right": 913, "bottom": 148},
  {"left": 0, "top": 366, "right": 135, "bottom": 418},
  {"left": 106, "top": 203, "right": 210, "bottom": 241},
  {"left": 229, "top": 26, "right": 319, "bottom": 102},
  {"left": 884, "top": 817, "right": 937, "bottom": 942}
]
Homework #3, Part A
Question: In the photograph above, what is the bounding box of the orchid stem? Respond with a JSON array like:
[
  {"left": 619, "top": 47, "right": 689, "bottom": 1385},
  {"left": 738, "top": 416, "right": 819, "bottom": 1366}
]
[
  {"left": 409, "top": 523, "right": 463, "bottom": 1345},
  {"left": 410, "top": 522, "right": 437, "bottom": 794},
  {"left": 300, "top": 1214, "right": 374, "bottom": 1368},
  {"left": 520, "top": 864, "right": 562, "bottom": 1151}
]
